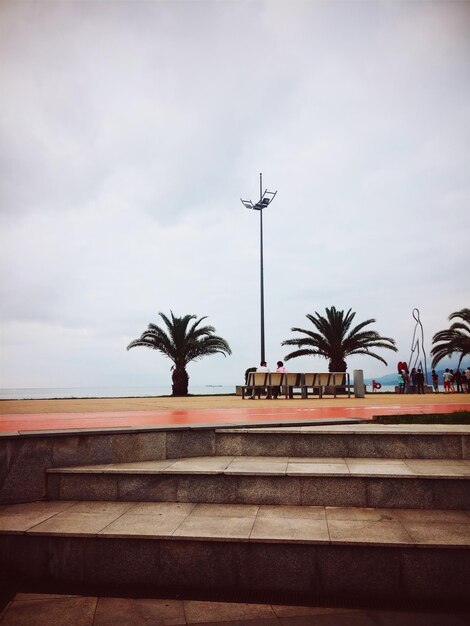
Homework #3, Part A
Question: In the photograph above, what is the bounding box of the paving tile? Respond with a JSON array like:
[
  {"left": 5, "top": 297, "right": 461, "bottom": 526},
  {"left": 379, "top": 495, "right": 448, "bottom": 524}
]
[
  {"left": 346, "top": 462, "right": 413, "bottom": 476},
  {"left": 26, "top": 511, "right": 124, "bottom": 536},
  {"left": 286, "top": 462, "right": 349, "bottom": 476},
  {"left": 325, "top": 507, "right": 399, "bottom": 522},
  {"left": 126, "top": 501, "right": 196, "bottom": 515},
  {"left": 287, "top": 457, "right": 345, "bottom": 464},
  {"left": 172, "top": 514, "right": 255, "bottom": 541},
  {"left": 13, "top": 593, "right": 80, "bottom": 601},
  {"left": 0, "top": 500, "right": 76, "bottom": 516},
  {"left": 327, "top": 519, "right": 414, "bottom": 546},
  {"left": 194, "top": 617, "right": 280, "bottom": 626},
  {"left": 0, "top": 595, "right": 97, "bottom": 626},
  {"left": 64, "top": 501, "right": 135, "bottom": 515},
  {"left": 345, "top": 458, "right": 409, "bottom": 465},
  {"left": 394, "top": 509, "right": 470, "bottom": 523},
  {"left": 93, "top": 597, "right": 186, "bottom": 625},
  {"left": 0, "top": 501, "right": 77, "bottom": 533},
  {"left": 225, "top": 461, "right": 287, "bottom": 475},
  {"left": 250, "top": 516, "right": 330, "bottom": 544},
  {"left": 184, "top": 599, "right": 276, "bottom": 623},
  {"left": 403, "top": 460, "right": 470, "bottom": 477},
  {"left": 164, "top": 456, "right": 234, "bottom": 474},
  {"left": 98, "top": 512, "right": 190, "bottom": 538},
  {"left": 271, "top": 605, "right": 361, "bottom": 617},
  {"left": 48, "top": 464, "right": 112, "bottom": 474},
  {"left": 192, "top": 503, "right": 259, "bottom": 517},
  {"left": 402, "top": 521, "right": 470, "bottom": 546},
  {"left": 104, "top": 459, "right": 174, "bottom": 473},
  {"left": 278, "top": 613, "right": 376, "bottom": 625},
  {"left": 257, "top": 505, "right": 326, "bottom": 520},
  {"left": 229, "top": 456, "right": 290, "bottom": 464},
  {"left": 371, "top": 610, "right": 470, "bottom": 625}
]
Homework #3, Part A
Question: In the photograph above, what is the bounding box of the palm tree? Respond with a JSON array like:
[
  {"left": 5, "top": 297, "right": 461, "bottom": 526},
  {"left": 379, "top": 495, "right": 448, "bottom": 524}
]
[
  {"left": 282, "top": 306, "right": 397, "bottom": 371},
  {"left": 127, "top": 311, "right": 232, "bottom": 396},
  {"left": 431, "top": 308, "right": 470, "bottom": 369}
]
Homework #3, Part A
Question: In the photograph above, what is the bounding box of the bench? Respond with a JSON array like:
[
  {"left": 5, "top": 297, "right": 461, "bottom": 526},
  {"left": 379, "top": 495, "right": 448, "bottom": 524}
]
[{"left": 241, "top": 372, "right": 351, "bottom": 399}]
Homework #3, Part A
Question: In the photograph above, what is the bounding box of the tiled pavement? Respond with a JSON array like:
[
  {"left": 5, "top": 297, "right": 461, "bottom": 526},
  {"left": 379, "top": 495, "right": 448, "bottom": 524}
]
[
  {"left": 49, "top": 454, "right": 470, "bottom": 479},
  {"left": 3, "top": 397, "right": 470, "bottom": 434},
  {"left": 1, "top": 593, "right": 469, "bottom": 625},
  {"left": 1, "top": 500, "right": 470, "bottom": 547}
]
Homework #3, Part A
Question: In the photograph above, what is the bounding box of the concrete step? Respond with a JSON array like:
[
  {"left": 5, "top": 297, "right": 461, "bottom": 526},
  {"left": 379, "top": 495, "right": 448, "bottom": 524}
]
[
  {"left": 4, "top": 593, "right": 469, "bottom": 626},
  {"left": 47, "top": 456, "right": 470, "bottom": 509},
  {"left": 4, "top": 423, "right": 470, "bottom": 506},
  {"left": 1, "top": 500, "right": 469, "bottom": 610},
  {"left": 213, "top": 424, "right": 470, "bottom": 460}
]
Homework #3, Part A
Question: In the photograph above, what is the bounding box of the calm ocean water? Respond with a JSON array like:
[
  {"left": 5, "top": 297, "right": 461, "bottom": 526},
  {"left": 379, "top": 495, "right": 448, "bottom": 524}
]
[
  {"left": 0, "top": 384, "right": 407, "bottom": 400},
  {"left": 0, "top": 386, "right": 236, "bottom": 400}
]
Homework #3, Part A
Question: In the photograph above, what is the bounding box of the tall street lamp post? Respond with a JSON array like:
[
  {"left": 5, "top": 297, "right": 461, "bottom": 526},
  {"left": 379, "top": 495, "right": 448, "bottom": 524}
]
[{"left": 241, "top": 173, "right": 277, "bottom": 363}]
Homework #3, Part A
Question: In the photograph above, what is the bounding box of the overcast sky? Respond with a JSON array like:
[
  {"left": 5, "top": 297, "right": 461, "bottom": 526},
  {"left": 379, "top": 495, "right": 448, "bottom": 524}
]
[{"left": 1, "top": 0, "right": 469, "bottom": 390}]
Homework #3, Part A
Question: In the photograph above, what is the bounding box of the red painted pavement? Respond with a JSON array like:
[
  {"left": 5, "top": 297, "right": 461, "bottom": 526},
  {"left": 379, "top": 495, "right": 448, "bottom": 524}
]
[{"left": 2, "top": 403, "right": 469, "bottom": 433}]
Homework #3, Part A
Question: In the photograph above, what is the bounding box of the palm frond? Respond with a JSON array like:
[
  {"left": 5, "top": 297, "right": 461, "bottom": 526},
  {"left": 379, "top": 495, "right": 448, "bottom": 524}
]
[{"left": 282, "top": 306, "right": 396, "bottom": 371}]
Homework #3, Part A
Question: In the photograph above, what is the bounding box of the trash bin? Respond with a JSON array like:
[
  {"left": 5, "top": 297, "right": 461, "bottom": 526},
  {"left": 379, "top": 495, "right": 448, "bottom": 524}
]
[{"left": 353, "top": 369, "right": 365, "bottom": 398}]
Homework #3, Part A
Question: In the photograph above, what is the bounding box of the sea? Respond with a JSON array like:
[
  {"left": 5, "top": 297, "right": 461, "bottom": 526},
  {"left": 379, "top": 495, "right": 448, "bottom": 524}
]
[
  {"left": 0, "top": 384, "right": 401, "bottom": 400},
  {"left": 0, "top": 386, "right": 236, "bottom": 400}
]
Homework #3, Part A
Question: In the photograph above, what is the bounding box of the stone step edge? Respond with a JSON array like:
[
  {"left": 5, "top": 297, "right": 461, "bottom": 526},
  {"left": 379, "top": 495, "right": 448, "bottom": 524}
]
[
  {"left": 46, "top": 457, "right": 470, "bottom": 480},
  {"left": 1, "top": 501, "right": 469, "bottom": 549},
  {"left": 215, "top": 426, "right": 470, "bottom": 435}
]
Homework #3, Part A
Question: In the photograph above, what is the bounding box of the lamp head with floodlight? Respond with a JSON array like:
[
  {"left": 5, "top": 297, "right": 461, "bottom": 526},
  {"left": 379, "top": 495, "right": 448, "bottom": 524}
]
[{"left": 240, "top": 189, "right": 277, "bottom": 211}]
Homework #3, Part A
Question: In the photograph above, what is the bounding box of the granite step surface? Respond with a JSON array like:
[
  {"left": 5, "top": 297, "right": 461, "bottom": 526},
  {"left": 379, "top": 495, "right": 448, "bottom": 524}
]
[
  {"left": 3, "top": 593, "right": 469, "bottom": 626},
  {"left": 213, "top": 424, "right": 470, "bottom": 460},
  {"left": 46, "top": 456, "right": 470, "bottom": 509},
  {"left": 1, "top": 500, "right": 469, "bottom": 610}
]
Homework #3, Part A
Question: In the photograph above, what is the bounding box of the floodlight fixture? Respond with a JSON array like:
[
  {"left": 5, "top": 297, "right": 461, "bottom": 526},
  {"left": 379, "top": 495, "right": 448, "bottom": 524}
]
[
  {"left": 241, "top": 189, "right": 277, "bottom": 212},
  {"left": 240, "top": 173, "right": 277, "bottom": 363}
]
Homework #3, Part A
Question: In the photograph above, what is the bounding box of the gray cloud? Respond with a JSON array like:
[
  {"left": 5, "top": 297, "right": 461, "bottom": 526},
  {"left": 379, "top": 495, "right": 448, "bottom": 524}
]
[{"left": 1, "top": 0, "right": 469, "bottom": 388}]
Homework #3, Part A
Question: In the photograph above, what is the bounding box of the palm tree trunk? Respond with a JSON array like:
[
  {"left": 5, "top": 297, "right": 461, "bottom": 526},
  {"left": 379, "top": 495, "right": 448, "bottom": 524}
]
[
  {"left": 329, "top": 360, "right": 347, "bottom": 372},
  {"left": 172, "top": 366, "right": 189, "bottom": 396}
]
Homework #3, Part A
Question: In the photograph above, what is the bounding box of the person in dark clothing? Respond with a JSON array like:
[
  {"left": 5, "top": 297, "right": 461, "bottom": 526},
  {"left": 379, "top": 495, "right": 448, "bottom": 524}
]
[
  {"left": 416, "top": 369, "right": 425, "bottom": 394},
  {"left": 245, "top": 367, "right": 257, "bottom": 384}
]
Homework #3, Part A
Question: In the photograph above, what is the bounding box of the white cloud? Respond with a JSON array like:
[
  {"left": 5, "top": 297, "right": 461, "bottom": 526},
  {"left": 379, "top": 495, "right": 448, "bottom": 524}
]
[{"left": 1, "top": 0, "right": 469, "bottom": 390}]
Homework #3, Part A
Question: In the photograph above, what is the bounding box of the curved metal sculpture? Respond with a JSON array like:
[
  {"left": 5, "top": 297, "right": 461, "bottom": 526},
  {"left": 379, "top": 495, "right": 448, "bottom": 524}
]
[{"left": 408, "top": 308, "right": 429, "bottom": 384}]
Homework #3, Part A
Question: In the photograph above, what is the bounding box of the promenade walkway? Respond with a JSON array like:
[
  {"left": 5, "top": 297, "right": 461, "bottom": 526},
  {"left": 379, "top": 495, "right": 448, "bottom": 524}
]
[
  {"left": 1, "top": 393, "right": 469, "bottom": 434},
  {"left": 2, "top": 394, "right": 469, "bottom": 624}
]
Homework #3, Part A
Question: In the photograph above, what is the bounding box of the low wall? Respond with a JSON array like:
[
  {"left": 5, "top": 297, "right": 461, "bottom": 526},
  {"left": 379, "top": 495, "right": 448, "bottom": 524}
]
[{"left": 0, "top": 428, "right": 216, "bottom": 504}]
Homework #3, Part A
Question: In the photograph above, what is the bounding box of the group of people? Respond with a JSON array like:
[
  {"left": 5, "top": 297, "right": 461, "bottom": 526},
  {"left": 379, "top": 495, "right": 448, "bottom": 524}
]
[
  {"left": 440, "top": 367, "right": 470, "bottom": 393},
  {"left": 397, "top": 366, "right": 426, "bottom": 394},
  {"left": 397, "top": 365, "right": 470, "bottom": 393},
  {"left": 245, "top": 360, "right": 288, "bottom": 399}
]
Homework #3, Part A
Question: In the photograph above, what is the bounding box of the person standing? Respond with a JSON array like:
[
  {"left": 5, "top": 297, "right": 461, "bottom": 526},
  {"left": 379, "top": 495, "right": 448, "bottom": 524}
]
[
  {"left": 397, "top": 372, "right": 406, "bottom": 394},
  {"left": 462, "top": 373, "right": 469, "bottom": 393},
  {"left": 455, "top": 370, "right": 463, "bottom": 393},
  {"left": 443, "top": 368, "right": 452, "bottom": 393},
  {"left": 431, "top": 369, "right": 439, "bottom": 393},
  {"left": 449, "top": 370, "right": 456, "bottom": 393},
  {"left": 416, "top": 369, "right": 425, "bottom": 394},
  {"left": 466, "top": 367, "right": 470, "bottom": 393}
]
